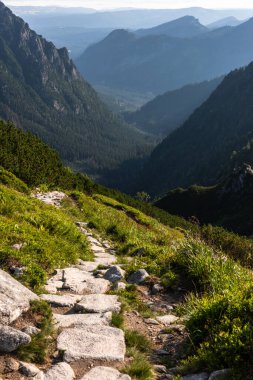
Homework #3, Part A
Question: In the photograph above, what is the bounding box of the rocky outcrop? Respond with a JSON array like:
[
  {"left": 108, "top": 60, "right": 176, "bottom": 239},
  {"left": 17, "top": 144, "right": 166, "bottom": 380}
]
[{"left": 0, "top": 269, "right": 38, "bottom": 325}]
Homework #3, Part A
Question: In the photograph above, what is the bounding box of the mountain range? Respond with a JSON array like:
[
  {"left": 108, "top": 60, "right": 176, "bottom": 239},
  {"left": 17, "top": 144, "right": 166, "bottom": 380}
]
[
  {"left": 136, "top": 59, "right": 253, "bottom": 197},
  {"left": 0, "top": 1, "right": 153, "bottom": 185},
  {"left": 77, "top": 16, "right": 253, "bottom": 95},
  {"left": 124, "top": 77, "right": 223, "bottom": 137}
]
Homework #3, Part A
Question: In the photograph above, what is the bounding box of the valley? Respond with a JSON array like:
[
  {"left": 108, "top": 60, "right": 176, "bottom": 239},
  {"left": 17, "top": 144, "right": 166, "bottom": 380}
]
[{"left": 1, "top": 1, "right": 253, "bottom": 379}]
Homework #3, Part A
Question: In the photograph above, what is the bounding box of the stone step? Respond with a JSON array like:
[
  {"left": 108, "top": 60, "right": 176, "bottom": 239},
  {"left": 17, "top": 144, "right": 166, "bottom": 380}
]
[
  {"left": 53, "top": 312, "right": 112, "bottom": 328},
  {"left": 81, "top": 366, "right": 131, "bottom": 380},
  {"left": 57, "top": 326, "right": 126, "bottom": 362},
  {"left": 75, "top": 294, "right": 121, "bottom": 314}
]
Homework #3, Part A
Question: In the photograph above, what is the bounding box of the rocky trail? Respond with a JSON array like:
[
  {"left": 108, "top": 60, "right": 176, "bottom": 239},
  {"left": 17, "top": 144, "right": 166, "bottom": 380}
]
[{"left": 0, "top": 192, "right": 230, "bottom": 380}]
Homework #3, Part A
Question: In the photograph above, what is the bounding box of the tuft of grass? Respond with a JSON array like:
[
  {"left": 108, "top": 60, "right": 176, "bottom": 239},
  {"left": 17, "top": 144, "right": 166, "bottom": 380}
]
[
  {"left": 125, "top": 330, "right": 151, "bottom": 353},
  {"left": 124, "top": 348, "right": 154, "bottom": 380},
  {"left": 17, "top": 300, "right": 54, "bottom": 364},
  {"left": 111, "top": 312, "right": 124, "bottom": 329}
]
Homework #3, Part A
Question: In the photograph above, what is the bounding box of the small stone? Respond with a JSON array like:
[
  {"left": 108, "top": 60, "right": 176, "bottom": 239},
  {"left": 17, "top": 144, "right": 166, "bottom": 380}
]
[
  {"left": 104, "top": 266, "right": 125, "bottom": 283},
  {"left": 145, "top": 318, "right": 159, "bottom": 325},
  {"left": 22, "top": 326, "right": 41, "bottom": 336},
  {"left": 19, "top": 362, "right": 41, "bottom": 377},
  {"left": 44, "top": 362, "right": 75, "bottom": 380},
  {"left": 132, "top": 248, "right": 145, "bottom": 257},
  {"left": 3, "top": 357, "right": 19, "bottom": 373},
  {"left": 0, "top": 325, "right": 31, "bottom": 352},
  {"left": 154, "top": 364, "right": 167, "bottom": 373},
  {"left": 127, "top": 269, "right": 149, "bottom": 284},
  {"left": 208, "top": 369, "right": 231, "bottom": 380},
  {"left": 156, "top": 315, "right": 179, "bottom": 326},
  {"left": 10, "top": 266, "right": 25, "bottom": 277},
  {"left": 113, "top": 282, "right": 126, "bottom": 291},
  {"left": 11, "top": 243, "right": 26, "bottom": 250},
  {"left": 155, "top": 349, "right": 170, "bottom": 355},
  {"left": 151, "top": 284, "right": 163, "bottom": 295}
]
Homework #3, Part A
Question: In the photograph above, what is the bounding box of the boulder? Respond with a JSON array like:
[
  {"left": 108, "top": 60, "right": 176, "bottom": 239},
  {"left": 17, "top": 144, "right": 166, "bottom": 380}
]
[
  {"left": 53, "top": 312, "right": 112, "bottom": 328},
  {"left": 127, "top": 269, "right": 149, "bottom": 284},
  {"left": 156, "top": 315, "right": 179, "bottom": 325},
  {"left": 113, "top": 282, "right": 126, "bottom": 291},
  {"left": 104, "top": 266, "right": 125, "bottom": 283},
  {"left": 0, "top": 325, "right": 31, "bottom": 352},
  {"left": 81, "top": 366, "right": 131, "bottom": 380},
  {"left": 0, "top": 269, "right": 38, "bottom": 325},
  {"left": 57, "top": 326, "right": 125, "bottom": 362},
  {"left": 75, "top": 294, "right": 121, "bottom": 314},
  {"left": 44, "top": 362, "right": 75, "bottom": 380}
]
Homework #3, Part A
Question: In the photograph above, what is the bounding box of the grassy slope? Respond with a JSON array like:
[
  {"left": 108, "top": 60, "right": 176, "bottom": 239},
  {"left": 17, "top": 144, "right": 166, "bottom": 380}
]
[{"left": 1, "top": 170, "right": 253, "bottom": 378}]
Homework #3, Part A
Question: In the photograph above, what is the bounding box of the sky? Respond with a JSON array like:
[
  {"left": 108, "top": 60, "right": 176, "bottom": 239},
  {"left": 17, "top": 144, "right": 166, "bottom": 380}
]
[{"left": 4, "top": 0, "right": 253, "bottom": 9}]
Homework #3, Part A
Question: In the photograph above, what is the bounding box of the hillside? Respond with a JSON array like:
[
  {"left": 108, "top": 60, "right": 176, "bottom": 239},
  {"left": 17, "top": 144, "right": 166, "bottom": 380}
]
[
  {"left": 1, "top": 120, "right": 253, "bottom": 379},
  {"left": 155, "top": 164, "right": 253, "bottom": 236},
  {"left": 136, "top": 60, "right": 253, "bottom": 197},
  {"left": 124, "top": 77, "right": 223, "bottom": 137},
  {"left": 0, "top": 1, "right": 153, "bottom": 186},
  {"left": 136, "top": 16, "right": 208, "bottom": 38},
  {"left": 76, "top": 17, "right": 253, "bottom": 95},
  {"left": 207, "top": 16, "right": 244, "bottom": 29}
]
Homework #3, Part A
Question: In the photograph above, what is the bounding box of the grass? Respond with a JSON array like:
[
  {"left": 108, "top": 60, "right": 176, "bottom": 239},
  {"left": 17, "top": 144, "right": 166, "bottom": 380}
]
[
  {"left": 0, "top": 184, "right": 92, "bottom": 291},
  {"left": 124, "top": 348, "right": 154, "bottom": 380},
  {"left": 17, "top": 300, "right": 55, "bottom": 363}
]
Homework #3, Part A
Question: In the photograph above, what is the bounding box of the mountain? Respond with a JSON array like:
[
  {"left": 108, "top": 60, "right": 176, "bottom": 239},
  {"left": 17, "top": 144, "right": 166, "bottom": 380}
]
[
  {"left": 208, "top": 16, "right": 244, "bottom": 29},
  {"left": 136, "top": 16, "right": 208, "bottom": 38},
  {"left": 124, "top": 77, "right": 223, "bottom": 137},
  {"left": 76, "top": 18, "right": 253, "bottom": 95},
  {"left": 136, "top": 60, "right": 253, "bottom": 197},
  {"left": 155, "top": 164, "right": 253, "bottom": 236},
  {"left": 0, "top": 2, "right": 153, "bottom": 185}
]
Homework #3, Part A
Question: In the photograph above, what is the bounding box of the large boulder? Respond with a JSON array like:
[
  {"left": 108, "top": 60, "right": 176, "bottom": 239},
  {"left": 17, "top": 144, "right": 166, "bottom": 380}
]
[
  {"left": 0, "top": 269, "right": 38, "bottom": 325},
  {"left": 81, "top": 366, "right": 131, "bottom": 380},
  {"left": 75, "top": 294, "right": 121, "bottom": 314},
  {"left": 0, "top": 325, "right": 31, "bottom": 352},
  {"left": 57, "top": 326, "right": 126, "bottom": 362},
  {"left": 127, "top": 269, "right": 149, "bottom": 284},
  {"left": 104, "top": 266, "right": 125, "bottom": 283}
]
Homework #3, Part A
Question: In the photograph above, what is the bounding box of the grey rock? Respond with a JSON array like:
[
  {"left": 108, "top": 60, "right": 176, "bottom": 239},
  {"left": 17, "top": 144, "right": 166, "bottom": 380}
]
[
  {"left": 76, "top": 222, "right": 88, "bottom": 227},
  {"left": 0, "top": 325, "right": 31, "bottom": 352},
  {"left": 156, "top": 315, "right": 179, "bottom": 325},
  {"left": 81, "top": 366, "right": 131, "bottom": 379},
  {"left": 208, "top": 369, "right": 231, "bottom": 380},
  {"left": 62, "top": 267, "right": 110, "bottom": 294},
  {"left": 11, "top": 243, "right": 27, "bottom": 250},
  {"left": 151, "top": 284, "right": 163, "bottom": 295},
  {"left": 41, "top": 294, "right": 81, "bottom": 307},
  {"left": 22, "top": 325, "right": 41, "bottom": 336},
  {"left": 113, "top": 282, "right": 126, "bottom": 291},
  {"left": 183, "top": 373, "right": 209, "bottom": 380},
  {"left": 20, "top": 361, "right": 41, "bottom": 377},
  {"left": 0, "top": 269, "right": 38, "bottom": 325},
  {"left": 104, "top": 266, "right": 125, "bottom": 283},
  {"left": 53, "top": 312, "right": 112, "bottom": 328},
  {"left": 10, "top": 266, "right": 25, "bottom": 277},
  {"left": 44, "top": 362, "right": 75, "bottom": 380},
  {"left": 154, "top": 364, "right": 167, "bottom": 373},
  {"left": 57, "top": 326, "right": 126, "bottom": 362},
  {"left": 75, "top": 294, "right": 121, "bottom": 314},
  {"left": 127, "top": 269, "right": 149, "bottom": 284},
  {"left": 145, "top": 318, "right": 159, "bottom": 325}
]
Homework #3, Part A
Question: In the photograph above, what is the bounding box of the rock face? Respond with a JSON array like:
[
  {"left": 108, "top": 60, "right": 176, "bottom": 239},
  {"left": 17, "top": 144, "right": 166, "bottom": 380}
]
[
  {"left": 53, "top": 312, "right": 112, "bottom": 328},
  {"left": 44, "top": 362, "right": 75, "bottom": 380},
  {"left": 127, "top": 269, "right": 149, "bottom": 284},
  {"left": 104, "top": 266, "right": 125, "bottom": 283},
  {"left": 81, "top": 366, "right": 131, "bottom": 380},
  {"left": 57, "top": 326, "right": 126, "bottom": 362},
  {"left": 0, "top": 269, "right": 38, "bottom": 325},
  {"left": 75, "top": 294, "right": 121, "bottom": 314},
  {"left": 0, "top": 325, "right": 31, "bottom": 352}
]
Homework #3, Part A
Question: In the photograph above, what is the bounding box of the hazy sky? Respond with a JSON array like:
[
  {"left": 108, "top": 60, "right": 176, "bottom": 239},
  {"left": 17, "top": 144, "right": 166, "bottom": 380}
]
[{"left": 4, "top": 0, "right": 253, "bottom": 9}]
